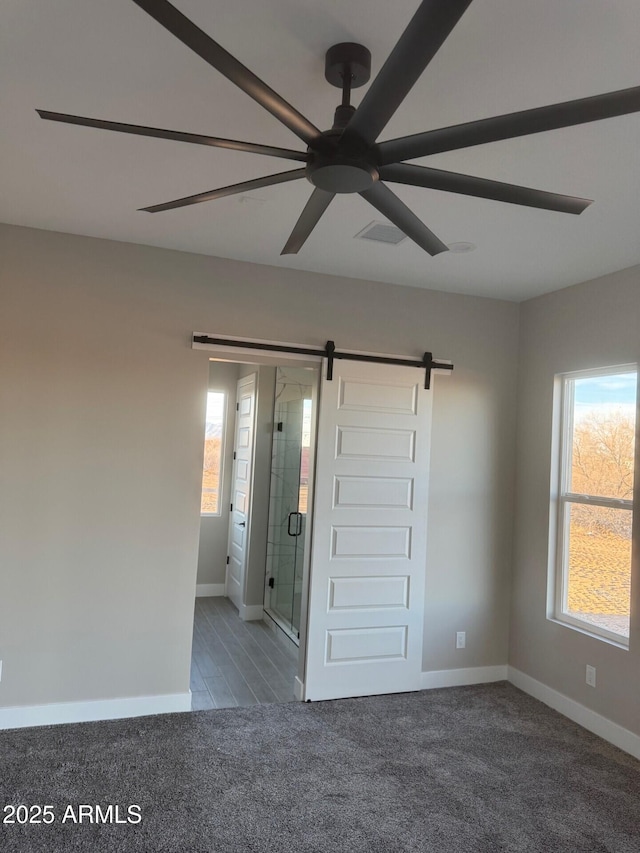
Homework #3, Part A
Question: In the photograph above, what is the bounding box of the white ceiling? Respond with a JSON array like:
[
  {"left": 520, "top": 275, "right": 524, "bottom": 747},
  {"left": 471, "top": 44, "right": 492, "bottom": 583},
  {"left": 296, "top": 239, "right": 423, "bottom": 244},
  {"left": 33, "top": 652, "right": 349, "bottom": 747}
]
[{"left": 2, "top": 0, "right": 640, "bottom": 301}]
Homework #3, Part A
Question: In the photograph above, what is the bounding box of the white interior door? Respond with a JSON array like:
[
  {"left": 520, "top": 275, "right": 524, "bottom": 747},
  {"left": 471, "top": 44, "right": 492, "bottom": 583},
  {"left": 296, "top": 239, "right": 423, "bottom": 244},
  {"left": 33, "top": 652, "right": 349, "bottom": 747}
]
[
  {"left": 304, "top": 358, "right": 432, "bottom": 701},
  {"left": 226, "top": 373, "right": 257, "bottom": 612}
]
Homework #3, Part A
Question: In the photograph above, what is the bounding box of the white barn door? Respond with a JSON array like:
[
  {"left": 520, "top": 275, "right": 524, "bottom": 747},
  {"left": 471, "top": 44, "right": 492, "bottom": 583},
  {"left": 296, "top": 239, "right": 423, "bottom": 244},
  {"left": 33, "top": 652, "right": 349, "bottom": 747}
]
[{"left": 304, "top": 358, "right": 432, "bottom": 701}]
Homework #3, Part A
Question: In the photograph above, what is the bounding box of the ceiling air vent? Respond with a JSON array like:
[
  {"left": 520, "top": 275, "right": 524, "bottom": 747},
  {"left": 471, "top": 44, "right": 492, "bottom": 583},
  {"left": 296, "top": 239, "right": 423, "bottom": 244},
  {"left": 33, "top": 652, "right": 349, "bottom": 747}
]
[{"left": 355, "top": 222, "right": 407, "bottom": 245}]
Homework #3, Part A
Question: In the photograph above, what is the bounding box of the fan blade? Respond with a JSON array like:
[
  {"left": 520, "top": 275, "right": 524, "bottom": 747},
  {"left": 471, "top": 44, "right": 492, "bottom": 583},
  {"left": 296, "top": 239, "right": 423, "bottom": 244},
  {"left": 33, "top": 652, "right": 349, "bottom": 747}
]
[
  {"left": 342, "top": 0, "right": 473, "bottom": 149},
  {"left": 130, "top": 0, "right": 321, "bottom": 145},
  {"left": 281, "top": 189, "right": 335, "bottom": 255},
  {"left": 36, "top": 110, "right": 308, "bottom": 162},
  {"left": 140, "top": 169, "right": 306, "bottom": 212},
  {"left": 360, "top": 182, "right": 448, "bottom": 256},
  {"left": 379, "top": 163, "right": 592, "bottom": 214},
  {"left": 377, "top": 85, "right": 640, "bottom": 164}
]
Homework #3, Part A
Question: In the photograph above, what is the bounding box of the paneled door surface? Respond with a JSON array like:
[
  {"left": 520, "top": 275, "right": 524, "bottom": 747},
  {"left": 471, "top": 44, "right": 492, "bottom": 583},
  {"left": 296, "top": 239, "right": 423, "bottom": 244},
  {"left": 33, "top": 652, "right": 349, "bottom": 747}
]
[
  {"left": 304, "top": 359, "right": 432, "bottom": 701},
  {"left": 226, "top": 372, "right": 257, "bottom": 612}
]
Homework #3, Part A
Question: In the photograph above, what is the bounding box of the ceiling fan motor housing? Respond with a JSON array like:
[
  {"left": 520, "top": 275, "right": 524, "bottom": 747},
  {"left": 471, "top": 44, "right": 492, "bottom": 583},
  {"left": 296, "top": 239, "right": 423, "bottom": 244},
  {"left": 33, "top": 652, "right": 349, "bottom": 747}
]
[{"left": 306, "top": 145, "right": 379, "bottom": 193}]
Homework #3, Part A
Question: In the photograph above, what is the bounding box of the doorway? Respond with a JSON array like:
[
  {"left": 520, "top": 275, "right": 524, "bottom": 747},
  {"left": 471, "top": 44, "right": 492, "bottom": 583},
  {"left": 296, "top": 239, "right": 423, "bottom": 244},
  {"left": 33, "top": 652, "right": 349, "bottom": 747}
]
[{"left": 192, "top": 357, "right": 320, "bottom": 709}]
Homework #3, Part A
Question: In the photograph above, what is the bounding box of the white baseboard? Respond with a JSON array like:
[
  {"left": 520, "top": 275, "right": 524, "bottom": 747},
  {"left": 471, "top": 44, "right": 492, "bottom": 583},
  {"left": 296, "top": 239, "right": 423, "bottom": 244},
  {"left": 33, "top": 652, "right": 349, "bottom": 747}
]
[
  {"left": 196, "top": 583, "right": 225, "bottom": 597},
  {"left": 239, "top": 604, "right": 264, "bottom": 621},
  {"left": 0, "top": 691, "right": 192, "bottom": 732},
  {"left": 294, "top": 677, "right": 304, "bottom": 702},
  {"left": 420, "top": 665, "right": 508, "bottom": 690},
  {"left": 508, "top": 667, "right": 640, "bottom": 761}
]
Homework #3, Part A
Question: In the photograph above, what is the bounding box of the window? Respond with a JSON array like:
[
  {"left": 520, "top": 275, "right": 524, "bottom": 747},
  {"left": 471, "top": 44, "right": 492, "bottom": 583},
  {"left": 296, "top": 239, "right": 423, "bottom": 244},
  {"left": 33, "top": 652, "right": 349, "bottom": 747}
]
[
  {"left": 297, "top": 398, "right": 312, "bottom": 514},
  {"left": 201, "top": 391, "right": 226, "bottom": 515},
  {"left": 553, "top": 366, "right": 636, "bottom": 644}
]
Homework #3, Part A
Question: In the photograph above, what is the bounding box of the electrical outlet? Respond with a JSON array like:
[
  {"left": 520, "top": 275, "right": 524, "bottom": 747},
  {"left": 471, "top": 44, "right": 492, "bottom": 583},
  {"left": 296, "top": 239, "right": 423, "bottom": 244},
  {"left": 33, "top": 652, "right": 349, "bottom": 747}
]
[
  {"left": 456, "top": 631, "right": 466, "bottom": 649},
  {"left": 586, "top": 664, "right": 596, "bottom": 687}
]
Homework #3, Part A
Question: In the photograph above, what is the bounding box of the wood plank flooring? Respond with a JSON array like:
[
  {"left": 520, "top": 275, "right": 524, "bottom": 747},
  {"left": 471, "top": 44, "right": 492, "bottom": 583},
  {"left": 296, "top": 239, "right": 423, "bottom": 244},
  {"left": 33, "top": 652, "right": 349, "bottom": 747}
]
[{"left": 190, "top": 596, "right": 298, "bottom": 710}]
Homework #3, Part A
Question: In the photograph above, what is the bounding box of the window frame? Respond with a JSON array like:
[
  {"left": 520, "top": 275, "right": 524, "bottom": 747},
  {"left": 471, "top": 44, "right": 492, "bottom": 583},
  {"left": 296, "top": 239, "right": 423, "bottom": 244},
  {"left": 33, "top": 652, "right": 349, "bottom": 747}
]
[
  {"left": 552, "top": 363, "right": 636, "bottom": 647},
  {"left": 200, "top": 389, "right": 227, "bottom": 517}
]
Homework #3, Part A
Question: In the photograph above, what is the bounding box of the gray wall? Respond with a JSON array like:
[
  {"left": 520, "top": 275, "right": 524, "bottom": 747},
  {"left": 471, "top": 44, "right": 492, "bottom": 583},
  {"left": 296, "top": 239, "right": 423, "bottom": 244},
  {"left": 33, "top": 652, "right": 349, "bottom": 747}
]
[
  {"left": 196, "top": 360, "right": 239, "bottom": 587},
  {"left": 511, "top": 264, "right": 640, "bottom": 736},
  {"left": 0, "top": 222, "right": 518, "bottom": 710}
]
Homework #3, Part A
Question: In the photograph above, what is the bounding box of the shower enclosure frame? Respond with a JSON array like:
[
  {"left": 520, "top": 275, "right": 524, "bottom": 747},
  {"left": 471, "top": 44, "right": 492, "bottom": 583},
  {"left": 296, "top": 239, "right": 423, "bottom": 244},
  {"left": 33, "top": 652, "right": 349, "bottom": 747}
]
[{"left": 263, "top": 368, "right": 320, "bottom": 645}]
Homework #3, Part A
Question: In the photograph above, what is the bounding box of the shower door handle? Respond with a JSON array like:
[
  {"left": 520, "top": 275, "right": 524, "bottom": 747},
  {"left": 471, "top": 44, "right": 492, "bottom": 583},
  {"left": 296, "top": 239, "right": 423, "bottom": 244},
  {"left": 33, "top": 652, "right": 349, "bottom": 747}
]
[{"left": 287, "top": 511, "right": 302, "bottom": 537}]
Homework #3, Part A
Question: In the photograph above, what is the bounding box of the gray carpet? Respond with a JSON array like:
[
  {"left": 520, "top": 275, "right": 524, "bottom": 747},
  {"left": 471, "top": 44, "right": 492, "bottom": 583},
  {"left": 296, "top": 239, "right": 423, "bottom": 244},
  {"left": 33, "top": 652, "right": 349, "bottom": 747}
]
[{"left": 1, "top": 682, "right": 638, "bottom": 852}]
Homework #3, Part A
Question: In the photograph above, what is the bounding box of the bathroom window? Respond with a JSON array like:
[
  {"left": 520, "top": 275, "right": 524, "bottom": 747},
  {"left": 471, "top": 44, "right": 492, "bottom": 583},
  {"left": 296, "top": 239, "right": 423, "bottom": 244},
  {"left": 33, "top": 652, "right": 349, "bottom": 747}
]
[
  {"left": 201, "top": 391, "right": 226, "bottom": 515},
  {"left": 552, "top": 366, "right": 636, "bottom": 644},
  {"left": 298, "top": 398, "right": 313, "bottom": 513}
]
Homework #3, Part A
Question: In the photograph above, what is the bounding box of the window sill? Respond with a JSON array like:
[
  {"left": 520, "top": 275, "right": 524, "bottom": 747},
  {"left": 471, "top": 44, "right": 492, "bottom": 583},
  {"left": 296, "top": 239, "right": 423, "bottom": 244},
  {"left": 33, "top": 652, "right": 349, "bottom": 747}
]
[{"left": 547, "top": 616, "right": 629, "bottom": 651}]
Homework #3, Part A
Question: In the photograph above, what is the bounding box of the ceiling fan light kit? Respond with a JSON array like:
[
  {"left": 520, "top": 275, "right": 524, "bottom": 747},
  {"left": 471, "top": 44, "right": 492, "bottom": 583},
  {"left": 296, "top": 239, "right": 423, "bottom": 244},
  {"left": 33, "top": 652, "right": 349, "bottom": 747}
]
[{"left": 37, "top": 0, "right": 640, "bottom": 259}]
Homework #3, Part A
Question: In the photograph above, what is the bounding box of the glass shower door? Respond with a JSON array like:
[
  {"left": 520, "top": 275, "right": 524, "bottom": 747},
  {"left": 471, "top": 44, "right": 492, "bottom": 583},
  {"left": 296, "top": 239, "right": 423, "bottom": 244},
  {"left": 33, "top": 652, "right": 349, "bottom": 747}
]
[{"left": 264, "top": 367, "right": 315, "bottom": 642}]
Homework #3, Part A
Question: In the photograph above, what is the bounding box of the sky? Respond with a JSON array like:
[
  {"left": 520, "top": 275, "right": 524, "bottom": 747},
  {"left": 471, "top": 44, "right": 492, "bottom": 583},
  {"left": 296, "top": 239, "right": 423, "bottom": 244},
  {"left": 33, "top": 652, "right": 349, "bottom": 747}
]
[
  {"left": 206, "top": 390, "right": 225, "bottom": 424},
  {"left": 574, "top": 372, "right": 637, "bottom": 406}
]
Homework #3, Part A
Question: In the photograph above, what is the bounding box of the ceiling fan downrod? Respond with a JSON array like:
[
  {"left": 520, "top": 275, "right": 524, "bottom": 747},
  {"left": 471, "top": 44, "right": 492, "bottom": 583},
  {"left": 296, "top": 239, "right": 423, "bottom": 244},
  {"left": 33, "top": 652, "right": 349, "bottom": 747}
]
[{"left": 324, "top": 42, "right": 371, "bottom": 131}]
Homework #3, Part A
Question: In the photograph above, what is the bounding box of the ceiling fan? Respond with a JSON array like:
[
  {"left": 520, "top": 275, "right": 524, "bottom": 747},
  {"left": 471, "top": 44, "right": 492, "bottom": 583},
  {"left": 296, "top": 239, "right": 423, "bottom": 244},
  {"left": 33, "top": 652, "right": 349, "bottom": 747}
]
[{"left": 38, "top": 0, "right": 640, "bottom": 257}]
